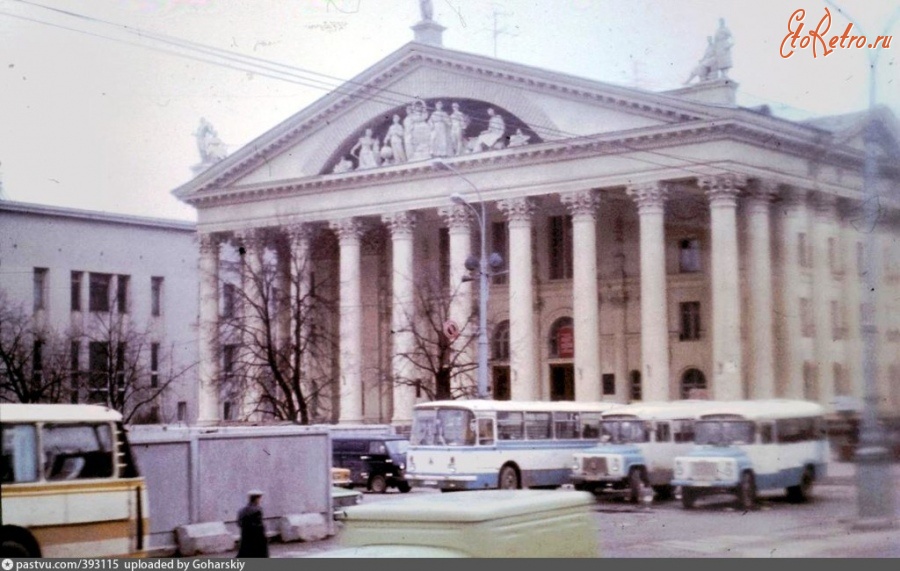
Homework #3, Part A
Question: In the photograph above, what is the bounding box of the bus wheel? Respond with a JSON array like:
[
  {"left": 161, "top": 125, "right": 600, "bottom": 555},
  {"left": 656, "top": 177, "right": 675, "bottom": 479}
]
[
  {"left": 397, "top": 481, "right": 411, "bottom": 493},
  {"left": 627, "top": 469, "right": 645, "bottom": 503},
  {"left": 652, "top": 485, "right": 674, "bottom": 501},
  {"left": 787, "top": 468, "right": 814, "bottom": 503},
  {"left": 681, "top": 487, "right": 698, "bottom": 509},
  {"left": 498, "top": 465, "right": 520, "bottom": 489},
  {"left": 1, "top": 528, "right": 39, "bottom": 558},
  {"left": 737, "top": 471, "right": 757, "bottom": 510},
  {"left": 368, "top": 474, "right": 388, "bottom": 494}
]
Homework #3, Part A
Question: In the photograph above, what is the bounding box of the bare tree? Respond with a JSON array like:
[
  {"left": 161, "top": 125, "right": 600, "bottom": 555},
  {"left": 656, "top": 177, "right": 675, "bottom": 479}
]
[
  {"left": 0, "top": 291, "right": 74, "bottom": 403},
  {"left": 214, "top": 228, "right": 339, "bottom": 424},
  {"left": 392, "top": 274, "right": 479, "bottom": 400},
  {"left": 76, "top": 311, "right": 193, "bottom": 424}
]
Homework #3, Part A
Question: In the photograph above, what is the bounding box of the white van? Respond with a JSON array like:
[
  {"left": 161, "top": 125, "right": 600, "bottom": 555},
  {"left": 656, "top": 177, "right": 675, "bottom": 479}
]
[{"left": 671, "top": 399, "right": 828, "bottom": 509}]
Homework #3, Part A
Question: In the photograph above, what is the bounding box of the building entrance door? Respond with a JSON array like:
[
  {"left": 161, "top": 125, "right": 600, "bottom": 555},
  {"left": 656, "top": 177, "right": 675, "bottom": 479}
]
[{"left": 550, "top": 364, "right": 575, "bottom": 401}]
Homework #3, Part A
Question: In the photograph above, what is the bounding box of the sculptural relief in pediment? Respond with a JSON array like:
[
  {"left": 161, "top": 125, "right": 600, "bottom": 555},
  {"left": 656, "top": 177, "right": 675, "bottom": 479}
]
[{"left": 324, "top": 98, "right": 542, "bottom": 174}]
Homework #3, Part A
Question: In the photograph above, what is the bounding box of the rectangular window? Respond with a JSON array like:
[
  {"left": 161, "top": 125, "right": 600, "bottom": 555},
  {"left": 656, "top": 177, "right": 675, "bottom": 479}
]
[
  {"left": 177, "top": 401, "right": 187, "bottom": 422},
  {"left": 831, "top": 300, "right": 845, "bottom": 341},
  {"left": 223, "top": 401, "right": 234, "bottom": 421},
  {"left": 70, "top": 341, "right": 81, "bottom": 390},
  {"left": 33, "top": 268, "right": 48, "bottom": 312},
  {"left": 88, "top": 341, "right": 110, "bottom": 402},
  {"left": 116, "top": 275, "right": 130, "bottom": 314},
  {"left": 497, "top": 411, "right": 524, "bottom": 440},
  {"left": 1, "top": 424, "right": 38, "bottom": 483},
  {"left": 71, "top": 271, "right": 83, "bottom": 312},
  {"left": 679, "top": 239, "right": 701, "bottom": 273},
  {"left": 438, "top": 228, "right": 450, "bottom": 288},
  {"left": 548, "top": 215, "right": 573, "bottom": 280},
  {"left": 32, "top": 340, "right": 43, "bottom": 384},
  {"left": 801, "top": 298, "right": 815, "bottom": 337},
  {"left": 222, "top": 282, "right": 236, "bottom": 319},
  {"left": 150, "top": 343, "right": 160, "bottom": 388},
  {"left": 553, "top": 412, "right": 579, "bottom": 439},
  {"left": 828, "top": 237, "right": 840, "bottom": 273},
  {"left": 43, "top": 423, "right": 113, "bottom": 480},
  {"left": 491, "top": 221, "right": 508, "bottom": 285},
  {"left": 602, "top": 373, "right": 615, "bottom": 396},
  {"left": 151, "top": 277, "right": 164, "bottom": 317},
  {"left": 89, "top": 273, "right": 112, "bottom": 313},
  {"left": 679, "top": 301, "right": 702, "bottom": 341},
  {"left": 223, "top": 344, "right": 237, "bottom": 377},
  {"left": 655, "top": 422, "right": 671, "bottom": 443},
  {"left": 857, "top": 242, "right": 865, "bottom": 276},
  {"left": 114, "top": 344, "right": 126, "bottom": 396},
  {"left": 672, "top": 420, "right": 695, "bottom": 443},
  {"left": 524, "top": 412, "right": 552, "bottom": 440}
]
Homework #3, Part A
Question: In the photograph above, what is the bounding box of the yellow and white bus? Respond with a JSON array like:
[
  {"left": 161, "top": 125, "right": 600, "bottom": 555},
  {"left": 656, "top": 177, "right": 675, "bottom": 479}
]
[{"left": 1, "top": 403, "right": 149, "bottom": 558}]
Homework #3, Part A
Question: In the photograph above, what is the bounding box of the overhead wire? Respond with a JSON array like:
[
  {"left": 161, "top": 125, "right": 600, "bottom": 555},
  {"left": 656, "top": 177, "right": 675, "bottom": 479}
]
[{"left": 3, "top": 0, "right": 838, "bottom": 182}]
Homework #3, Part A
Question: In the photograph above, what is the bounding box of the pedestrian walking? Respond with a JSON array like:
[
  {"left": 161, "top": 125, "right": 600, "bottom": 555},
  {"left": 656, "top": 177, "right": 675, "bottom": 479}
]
[{"left": 236, "top": 489, "right": 269, "bottom": 558}]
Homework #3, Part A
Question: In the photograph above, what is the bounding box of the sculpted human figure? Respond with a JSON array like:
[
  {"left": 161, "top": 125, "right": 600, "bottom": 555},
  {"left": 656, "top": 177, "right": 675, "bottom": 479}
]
[
  {"left": 449, "top": 102, "right": 469, "bottom": 156},
  {"left": 508, "top": 128, "right": 530, "bottom": 148},
  {"left": 407, "top": 99, "right": 433, "bottom": 161},
  {"left": 428, "top": 101, "right": 452, "bottom": 157},
  {"left": 684, "top": 36, "right": 716, "bottom": 84},
  {"left": 475, "top": 107, "right": 506, "bottom": 151},
  {"left": 195, "top": 117, "right": 228, "bottom": 162},
  {"left": 332, "top": 156, "right": 353, "bottom": 174},
  {"left": 351, "top": 128, "right": 380, "bottom": 169},
  {"left": 419, "top": 0, "right": 433, "bottom": 21},
  {"left": 713, "top": 18, "right": 733, "bottom": 78},
  {"left": 384, "top": 114, "right": 407, "bottom": 164}
]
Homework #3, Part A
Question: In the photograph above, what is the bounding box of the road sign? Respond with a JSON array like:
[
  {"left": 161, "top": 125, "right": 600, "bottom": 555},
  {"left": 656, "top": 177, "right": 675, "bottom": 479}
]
[{"left": 443, "top": 319, "right": 460, "bottom": 341}]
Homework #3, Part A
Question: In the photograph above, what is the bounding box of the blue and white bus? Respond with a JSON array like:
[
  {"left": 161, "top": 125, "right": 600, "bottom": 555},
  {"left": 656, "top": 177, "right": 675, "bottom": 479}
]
[
  {"left": 671, "top": 399, "right": 828, "bottom": 510},
  {"left": 571, "top": 400, "right": 724, "bottom": 502},
  {"left": 406, "top": 400, "right": 620, "bottom": 491}
]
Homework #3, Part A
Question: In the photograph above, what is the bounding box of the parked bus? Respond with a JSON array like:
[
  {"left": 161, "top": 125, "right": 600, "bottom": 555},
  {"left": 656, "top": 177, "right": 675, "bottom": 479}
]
[
  {"left": 1, "top": 403, "right": 149, "bottom": 558},
  {"left": 405, "top": 400, "right": 620, "bottom": 491},
  {"left": 571, "top": 400, "right": 723, "bottom": 502},
  {"left": 671, "top": 399, "right": 828, "bottom": 510}
]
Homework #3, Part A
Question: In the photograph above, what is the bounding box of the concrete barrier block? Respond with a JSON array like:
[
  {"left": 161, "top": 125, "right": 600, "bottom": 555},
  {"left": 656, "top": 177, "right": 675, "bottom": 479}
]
[
  {"left": 279, "top": 513, "right": 331, "bottom": 542},
  {"left": 175, "top": 522, "right": 236, "bottom": 555}
]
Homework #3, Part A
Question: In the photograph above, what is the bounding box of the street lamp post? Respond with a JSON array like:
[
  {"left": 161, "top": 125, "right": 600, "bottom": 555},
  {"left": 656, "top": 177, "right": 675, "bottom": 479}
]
[{"left": 435, "top": 159, "right": 495, "bottom": 400}]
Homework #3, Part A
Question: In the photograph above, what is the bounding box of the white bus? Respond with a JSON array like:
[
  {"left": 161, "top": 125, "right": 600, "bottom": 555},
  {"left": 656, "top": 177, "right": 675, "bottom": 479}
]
[
  {"left": 1, "top": 403, "right": 149, "bottom": 558},
  {"left": 571, "top": 400, "right": 724, "bottom": 502},
  {"left": 671, "top": 399, "right": 828, "bottom": 510},
  {"left": 405, "top": 400, "right": 620, "bottom": 491}
]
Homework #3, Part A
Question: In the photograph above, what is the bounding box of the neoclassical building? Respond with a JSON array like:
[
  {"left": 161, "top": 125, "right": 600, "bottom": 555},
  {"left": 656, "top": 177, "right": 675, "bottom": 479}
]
[{"left": 174, "top": 17, "right": 900, "bottom": 426}]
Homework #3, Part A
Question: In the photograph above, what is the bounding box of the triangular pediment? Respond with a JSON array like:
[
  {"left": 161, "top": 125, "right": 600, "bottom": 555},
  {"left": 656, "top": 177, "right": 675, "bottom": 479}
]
[
  {"left": 174, "top": 41, "right": 740, "bottom": 200},
  {"left": 802, "top": 106, "right": 900, "bottom": 159}
]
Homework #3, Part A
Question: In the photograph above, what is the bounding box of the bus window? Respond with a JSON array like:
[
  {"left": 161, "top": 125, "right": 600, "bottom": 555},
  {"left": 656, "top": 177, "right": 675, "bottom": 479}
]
[
  {"left": 581, "top": 412, "right": 603, "bottom": 439},
  {"left": 497, "top": 412, "right": 524, "bottom": 440},
  {"left": 672, "top": 420, "right": 694, "bottom": 443},
  {"left": 655, "top": 422, "right": 671, "bottom": 443},
  {"left": 436, "top": 409, "right": 474, "bottom": 446},
  {"left": 759, "top": 423, "right": 774, "bottom": 444},
  {"left": 554, "top": 413, "right": 579, "bottom": 439},
  {"left": 477, "top": 418, "right": 495, "bottom": 445},
  {"left": 43, "top": 423, "right": 114, "bottom": 480},
  {"left": 2, "top": 424, "right": 38, "bottom": 483},
  {"left": 525, "top": 412, "right": 552, "bottom": 440},
  {"left": 411, "top": 409, "right": 437, "bottom": 445}
]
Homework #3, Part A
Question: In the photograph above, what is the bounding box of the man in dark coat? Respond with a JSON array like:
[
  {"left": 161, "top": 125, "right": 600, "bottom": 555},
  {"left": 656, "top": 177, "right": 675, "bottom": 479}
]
[{"left": 236, "top": 490, "right": 269, "bottom": 558}]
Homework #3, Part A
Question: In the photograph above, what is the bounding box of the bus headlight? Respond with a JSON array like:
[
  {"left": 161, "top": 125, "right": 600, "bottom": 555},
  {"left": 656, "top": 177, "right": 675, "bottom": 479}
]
[
  {"left": 399, "top": 463, "right": 405, "bottom": 471},
  {"left": 720, "top": 461, "right": 735, "bottom": 479},
  {"left": 609, "top": 456, "right": 621, "bottom": 474},
  {"left": 448, "top": 456, "right": 456, "bottom": 474},
  {"left": 572, "top": 458, "right": 582, "bottom": 472},
  {"left": 409, "top": 455, "right": 416, "bottom": 471}
]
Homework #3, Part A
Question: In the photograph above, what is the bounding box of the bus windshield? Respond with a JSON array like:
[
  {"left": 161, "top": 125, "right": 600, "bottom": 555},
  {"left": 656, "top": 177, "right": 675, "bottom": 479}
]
[
  {"left": 386, "top": 439, "right": 409, "bottom": 455},
  {"left": 694, "top": 420, "right": 756, "bottom": 445},
  {"left": 600, "top": 420, "right": 649, "bottom": 444},
  {"left": 411, "top": 408, "right": 475, "bottom": 446}
]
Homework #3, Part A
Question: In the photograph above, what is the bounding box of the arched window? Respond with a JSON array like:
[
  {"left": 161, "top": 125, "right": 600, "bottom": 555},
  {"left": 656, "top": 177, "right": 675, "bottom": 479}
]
[
  {"left": 548, "top": 317, "right": 574, "bottom": 359},
  {"left": 680, "top": 368, "right": 707, "bottom": 399},
  {"left": 492, "top": 320, "right": 510, "bottom": 362}
]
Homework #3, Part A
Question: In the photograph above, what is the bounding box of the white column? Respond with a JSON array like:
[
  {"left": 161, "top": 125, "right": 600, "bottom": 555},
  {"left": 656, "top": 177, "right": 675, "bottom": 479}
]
[
  {"left": 700, "top": 174, "right": 745, "bottom": 401},
  {"left": 777, "top": 187, "right": 809, "bottom": 398},
  {"left": 438, "top": 204, "right": 475, "bottom": 395},
  {"left": 383, "top": 212, "right": 418, "bottom": 425},
  {"left": 561, "top": 190, "right": 602, "bottom": 402},
  {"left": 330, "top": 218, "right": 364, "bottom": 423},
  {"left": 498, "top": 197, "right": 538, "bottom": 401},
  {"left": 236, "top": 229, "right": 265, "bottom": 421},
  {"left": 626, "top": 182, "right": 671, "bottom": 402},
  {"left": 840, "top": 199, "right": 864, "bottom": 401},
  {"left": 197, "top": 233, "right": 221, "bottom": 425},
  {"left": 285, "top": 224, "right": 313, "bottom": 421},
  {"left": 812, "top": 193, "right": 838, "bottom": 406},
  {"left": 744, "top": 180, "right": 778, "bottom": 399}
]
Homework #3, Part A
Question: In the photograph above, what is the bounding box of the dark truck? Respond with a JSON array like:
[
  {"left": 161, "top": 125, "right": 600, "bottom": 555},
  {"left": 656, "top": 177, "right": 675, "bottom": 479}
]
[{"left": 331, "top": 434, "right": 411, "bottom": 493}]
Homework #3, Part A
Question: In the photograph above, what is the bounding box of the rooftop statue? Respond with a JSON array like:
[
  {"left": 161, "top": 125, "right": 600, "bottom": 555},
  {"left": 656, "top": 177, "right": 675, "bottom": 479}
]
[
  {"left": 684, "top": 18, "right": 733, "bottom": 84},
  {"left": 195, "top": 118, "right": 228, "bottom": 163},
  {"left": 419, "top": 0, "right": 433, "bottom": 21}
]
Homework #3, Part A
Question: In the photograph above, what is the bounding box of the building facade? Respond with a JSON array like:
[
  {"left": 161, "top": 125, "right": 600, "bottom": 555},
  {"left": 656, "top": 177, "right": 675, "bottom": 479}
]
[
  {"left": 0, "top": 201, "right": 200, "bottom": 424},
  {"left": 174, "top": 22, "right": 900, "bottom": 426}
]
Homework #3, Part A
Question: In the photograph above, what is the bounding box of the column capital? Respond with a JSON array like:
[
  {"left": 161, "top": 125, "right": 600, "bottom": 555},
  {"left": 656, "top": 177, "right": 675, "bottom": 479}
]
[
  {"left": 382, "top": 211, "right": 418, "bottom": 238},
  {"left": 199, "top": 232, "right": 222, "bottom": 255},
  {"left": 284, "top": 223, "right": 315, "bottom": 245},
  {"left": 329, "top": 218, "right": 364, "bottom": 242},
  {"left": 746, "top": 179, "right": 780, "bottom": 202},
  {"left": 560, "top": 190, "right": 600, "bottom": 220},
  {"left": 780, "top": 186, "right": 810, "bottom": 209},
  {"left": 497, "top": 197, "right": 537, "bottom": 224},
  {"left": 699, "top": 173, "right": 746, "bottom": 206},
  {"left": 811, "top": 192, "right": 839, "bottom": 219},
  {"left": 438, "top": 204, "right": 474, "bottom": 231},
  {"left": 626, "top": 182, "right": 669, "bottom": 213}
]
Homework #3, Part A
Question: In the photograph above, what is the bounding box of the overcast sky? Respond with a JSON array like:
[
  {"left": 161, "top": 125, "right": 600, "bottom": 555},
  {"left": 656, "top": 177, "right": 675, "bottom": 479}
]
[{"left": 1, "top": 0, "right": 898, "bottom": 222}]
